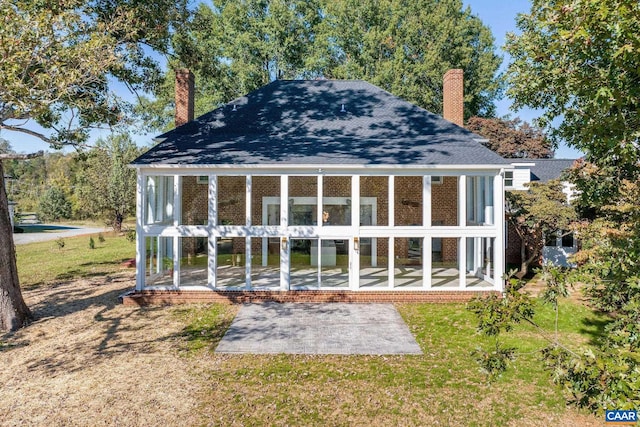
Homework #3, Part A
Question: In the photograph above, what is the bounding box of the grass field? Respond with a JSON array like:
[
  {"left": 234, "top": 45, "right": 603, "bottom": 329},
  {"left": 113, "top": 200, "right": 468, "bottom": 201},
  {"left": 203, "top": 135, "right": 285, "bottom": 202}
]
[{"left": 2, "top": 233, "right": 606, "bottom": 426}]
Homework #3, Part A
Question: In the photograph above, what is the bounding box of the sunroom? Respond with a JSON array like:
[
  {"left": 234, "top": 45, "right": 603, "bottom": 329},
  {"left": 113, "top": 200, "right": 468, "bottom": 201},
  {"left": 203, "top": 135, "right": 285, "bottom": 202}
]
[{"left": 131, "top": 71, "right": 509, "bottom": 295}]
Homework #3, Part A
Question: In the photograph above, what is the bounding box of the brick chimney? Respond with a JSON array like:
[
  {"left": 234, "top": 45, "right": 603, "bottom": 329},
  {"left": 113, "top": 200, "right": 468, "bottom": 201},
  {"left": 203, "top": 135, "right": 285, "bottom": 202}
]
[
  {"left": 175, "top": 68, "right": 194, "bottom": 127},
  {"left": 443, "top": 69, "right": 464, "bottom": 127}
]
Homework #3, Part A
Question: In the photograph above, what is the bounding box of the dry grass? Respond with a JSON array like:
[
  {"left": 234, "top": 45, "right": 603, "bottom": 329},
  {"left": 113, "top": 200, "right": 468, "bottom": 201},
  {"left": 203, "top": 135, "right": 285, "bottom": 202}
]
[{"left": 1, "top": 272, "right": 602, "bottom": 426}]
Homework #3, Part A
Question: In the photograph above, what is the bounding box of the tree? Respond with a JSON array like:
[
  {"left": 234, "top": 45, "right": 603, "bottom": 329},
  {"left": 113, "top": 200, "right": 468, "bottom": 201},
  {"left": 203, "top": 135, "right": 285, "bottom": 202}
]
[
  {"left": 506, "top": 179, "right": 577, "bottom": 276},
  {"left": 0, "top": 0, "right": 189, "bottom": 331},
  {"left": 466, "top": 116, "right": 553, "bottom": 158},
  {"left": 141, "top": 0, "right": 503, "bottom": 131},
  {"left": 489, "top": 0, "right": 640, "bottom": 412},
  {"left": 75, "top": 134, "right": 144, "bottom": 232},
  {"left": 38, "top": 186, "right": 72, "bottom": 222}
]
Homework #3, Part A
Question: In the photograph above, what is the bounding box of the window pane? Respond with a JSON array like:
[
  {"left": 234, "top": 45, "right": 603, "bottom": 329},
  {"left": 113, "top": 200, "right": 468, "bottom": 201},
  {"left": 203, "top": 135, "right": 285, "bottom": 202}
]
[
  {"left": 394, "top": 237, "right": 423, "bottom": 287},
  {"left": 360, "top": 237, "right": 389, "bottom": 288},
  {"left": 250, "top": 237, "right": 280, "bottom": 289},
  {"left": 322, "top": 176, "right": 351, "bottom": 226},
  {"left": 218, "top": 176, "right": 246, "bottom": 225},
  {"left": 395, "top": 176, "right": 423, "bottom": 226},
  {"left": 216, "top": 237, "right": 246, "bottom": 288},
  {"left": 291, "top": 238, "right": 317, "bottom": 288},
  {"left": 181, "top": 176, "right": 208, "bottom": 225},
  {"left": 432, "top": 176, "right": 458, "bottom": 226},
  {"left": 289, "top": 176, "right": 317, "bottom": 225},
  {"left": 252, "top": 176, "right": 280, "bottom": 226},
  {"left": 144, "top": 236, "right": 173, "bottom": 286},
  {"left": 321, "top": 239, "right": 349, "bottom": 288},
  {"left": 360, "top": 176, "right": 387, "bottom": 226},
  {"left": 179, "top": 237, "right": 208, "bottom": 286},
  {"left": 432, "top": 237, "right": 459, "bottom": 287},
  {"left": 145, "top": 176, "right": 174, "bottom": 225},
  {"left": 561, "top": 233, "right": 574, "bottom": 248}
]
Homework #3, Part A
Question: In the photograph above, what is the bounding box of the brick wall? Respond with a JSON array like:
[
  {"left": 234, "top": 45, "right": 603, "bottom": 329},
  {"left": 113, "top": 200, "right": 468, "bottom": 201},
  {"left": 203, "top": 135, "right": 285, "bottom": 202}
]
[{"left": 180, "top": 175, "right": 460, "bottom": 263}]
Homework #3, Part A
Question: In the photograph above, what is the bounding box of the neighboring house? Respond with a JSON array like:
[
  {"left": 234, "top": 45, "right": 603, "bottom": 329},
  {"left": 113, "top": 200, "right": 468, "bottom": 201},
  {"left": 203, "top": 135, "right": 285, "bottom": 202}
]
[
  {"left": 505, "top": 159, "right": 578, "bottom": 268},
  {"left": 127, "top": 69, "right": 511, "bottom": 303}
]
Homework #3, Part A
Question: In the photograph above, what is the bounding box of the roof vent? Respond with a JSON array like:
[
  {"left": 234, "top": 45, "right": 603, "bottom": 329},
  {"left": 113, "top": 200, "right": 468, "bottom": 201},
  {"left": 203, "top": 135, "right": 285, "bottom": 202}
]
[
  {"left": 232, "top": 104, "right": 237, "bottom": 112},
  {"left": 340, "top": 104, "right": 346, "bottom": 113}
]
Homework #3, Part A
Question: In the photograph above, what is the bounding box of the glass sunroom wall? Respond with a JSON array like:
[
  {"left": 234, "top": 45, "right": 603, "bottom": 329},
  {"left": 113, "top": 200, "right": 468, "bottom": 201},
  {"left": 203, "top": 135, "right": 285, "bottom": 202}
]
[
  {"left": 465, "top": 176, "right": 494, "bottom": 226},
  {"left": 291, "top": 238, "right": 317, "bottom": 288},
  {"left": 179, "top": 237, "right": 208, "bottom": 286},
  {"left": 394, "top": 237, "right": 423, "bottom": 288},
  {"left": 216, "top": 237, "right": 247, "bottom": 288},
  {"left": 322, "top": 176, "right": 351, "bottom": 226},
  {"left": 465, "top": 237, "right": 495, "bottom": 288},
  {"left": 250, "top": 237, "right": 280, "bottom": 289},
  {"left": 431, "top": 237, "right": 459, "bottom": 287},
  {"left": 144, "top": 236, "right": 174, "bottom": 286},
  {"left": 360, "top": 237, "right": 389, "bottom": 288},
  {"left": 289, "top": 176, "right": 317, "bottom": 225},
  {"left": 218, "top": 176, "right": 246, "bottom": 225},
  {"left": 252, "top": 176, "right": 281, "bottom": 226},
  {"left": 431, "top": 176, "right": 458, "bottom": 226},
  {"left": 320, "top": 239, "right": 349, "bottom": 288},
  {"left": 181, "top": 176, "right": 208, "bottom": 225},
  {"left": 144, "top": 176, "right": 174, "bottom": 225},
  {"left": 360, "top": 176, "right": 387, "bottom": 226},
  {"left": 394, "top": 176, "right": 423, "bottom": 226}
]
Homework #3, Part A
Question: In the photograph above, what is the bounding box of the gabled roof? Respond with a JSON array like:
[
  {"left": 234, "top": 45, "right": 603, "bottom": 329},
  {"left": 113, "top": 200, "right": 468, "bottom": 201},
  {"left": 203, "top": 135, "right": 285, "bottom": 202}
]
[
  {"left": 133, "top": 80, "right": 508, "bottom": 167},
  {"left": 530, "top": 159, "right": 577, "bottom": 182}
]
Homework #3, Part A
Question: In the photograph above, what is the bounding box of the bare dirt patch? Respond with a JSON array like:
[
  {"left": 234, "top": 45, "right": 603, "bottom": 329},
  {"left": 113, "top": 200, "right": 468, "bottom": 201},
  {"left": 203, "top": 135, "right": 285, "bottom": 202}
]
[{"left": 0, "top": 273, "right": 215, "bottom": 426}]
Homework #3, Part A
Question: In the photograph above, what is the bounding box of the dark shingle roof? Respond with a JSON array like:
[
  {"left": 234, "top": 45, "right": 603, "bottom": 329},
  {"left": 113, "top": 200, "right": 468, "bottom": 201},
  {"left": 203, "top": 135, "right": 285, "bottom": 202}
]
[
  {"left": 133, "top": 80, "right": 508, "bottom": 167},
  {"left": 530, "top": 159, "right": 577, "bottom": 182}
]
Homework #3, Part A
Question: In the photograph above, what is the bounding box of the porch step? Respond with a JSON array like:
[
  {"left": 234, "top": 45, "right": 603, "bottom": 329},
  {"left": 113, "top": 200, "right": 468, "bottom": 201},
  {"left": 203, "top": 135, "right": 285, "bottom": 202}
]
[{"left": 120, "top": 289, "right": 500, "bottom": 306}]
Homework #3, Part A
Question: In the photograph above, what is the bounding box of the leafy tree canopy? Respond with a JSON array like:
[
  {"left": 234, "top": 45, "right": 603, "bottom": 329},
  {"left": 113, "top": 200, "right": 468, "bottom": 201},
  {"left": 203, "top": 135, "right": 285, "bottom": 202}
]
[
  {"left": 141, "top": 0, "right": 503, "bottom": 131},
  {"left": 466, "top": 116, "right": 553, "bottom": 158}
]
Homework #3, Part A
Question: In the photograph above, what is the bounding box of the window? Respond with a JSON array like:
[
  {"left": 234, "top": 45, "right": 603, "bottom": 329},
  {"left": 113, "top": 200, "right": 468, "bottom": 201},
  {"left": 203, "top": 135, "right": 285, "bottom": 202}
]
[
  {"left": 431, "top": 176, "right": 443, "bottom": 184},
  {"left": 504, "top": 171, "right": 514, "bottom": 187},
  {"left": 197, "top": 176, "right": 208, "bottom": 184},
  {"left": 561, "top": 233, "right": 574, "bottom": 248}
]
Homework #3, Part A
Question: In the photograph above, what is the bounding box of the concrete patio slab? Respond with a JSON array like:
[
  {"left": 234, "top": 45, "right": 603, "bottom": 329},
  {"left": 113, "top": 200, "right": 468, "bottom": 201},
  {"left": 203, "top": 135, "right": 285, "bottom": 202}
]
[{"left": 215, "top": 303, "right": 423, "bottom": 355}]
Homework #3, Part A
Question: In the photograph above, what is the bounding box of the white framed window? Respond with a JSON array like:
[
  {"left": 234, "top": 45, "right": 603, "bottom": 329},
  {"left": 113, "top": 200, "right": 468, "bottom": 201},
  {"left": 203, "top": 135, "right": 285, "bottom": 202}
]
[
  {"left": 504, "top": 171, "right": 514, "bottom": 188},
  {"left": 431, "top": 176, "right": 443, "bottom": 184},
  {"left": 197, "top": 176, "right": 208, "bottom": 184}
]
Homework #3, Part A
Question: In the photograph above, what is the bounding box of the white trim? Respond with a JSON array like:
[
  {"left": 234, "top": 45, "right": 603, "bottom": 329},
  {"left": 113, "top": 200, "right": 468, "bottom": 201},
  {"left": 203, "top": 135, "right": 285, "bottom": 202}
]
[{"left": 135, "top": 172, "right": 144, "bottom": 291}]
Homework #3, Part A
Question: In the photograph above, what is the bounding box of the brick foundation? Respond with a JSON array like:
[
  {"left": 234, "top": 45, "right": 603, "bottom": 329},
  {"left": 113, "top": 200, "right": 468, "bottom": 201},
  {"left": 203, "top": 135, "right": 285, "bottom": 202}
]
[{"left": 120, "top": 289, "right": 501, "bottom": 306}]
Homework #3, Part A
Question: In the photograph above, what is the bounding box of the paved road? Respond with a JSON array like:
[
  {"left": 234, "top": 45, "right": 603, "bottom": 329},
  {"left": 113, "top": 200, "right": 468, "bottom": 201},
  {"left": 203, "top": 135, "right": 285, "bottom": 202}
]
[
  {"left": 12, "top": 224, "right": 109, "bottom": 245},
  {"left": 215, "top": 303, "right": 423, "bottom": 355}
]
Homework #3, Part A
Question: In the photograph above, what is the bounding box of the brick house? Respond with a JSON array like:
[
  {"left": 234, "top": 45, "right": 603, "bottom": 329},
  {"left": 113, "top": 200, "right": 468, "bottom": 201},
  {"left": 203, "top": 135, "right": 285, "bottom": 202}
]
[{"left": 127, "top": 69, "right": 511, "bottom": 303}]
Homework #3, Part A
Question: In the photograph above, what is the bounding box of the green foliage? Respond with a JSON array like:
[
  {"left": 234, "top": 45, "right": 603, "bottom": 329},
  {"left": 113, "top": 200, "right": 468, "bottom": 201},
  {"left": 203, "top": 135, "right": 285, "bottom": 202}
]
[
  {"left": 74, "top": 133, "right": 144, "bottom": 231},
  {"left": 506, "top": 180, "right": 577, "bottom": 275},
  {"left": 0, "top": 0, "right": 190, "bottom": 147},
  {"left": 55, "top": 237, "right": 65, "bottom": 249},
  {"left": 466, "top": 116, "right": 553, "bottom": 158},
  {"left": 471, "top": 342, "right": 516, "bottom": 382},
  {"left": 37, "top": 186, "right": 71, "bottom": 222},
  {"left": 142, "top": 0, "right": 503, "bottom": 131},
  {"left": 89, "top": 236, "right": 95, "bottom": 249},
  {"left": 98, "top": 233, "right": 105, "bottom": 243}
]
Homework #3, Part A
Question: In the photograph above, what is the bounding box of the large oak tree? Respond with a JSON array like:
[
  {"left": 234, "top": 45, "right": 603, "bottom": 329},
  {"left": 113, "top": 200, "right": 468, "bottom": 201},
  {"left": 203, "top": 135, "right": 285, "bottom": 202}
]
[{"left": 0, "top": 0, "right": 189, "bottom": 331}]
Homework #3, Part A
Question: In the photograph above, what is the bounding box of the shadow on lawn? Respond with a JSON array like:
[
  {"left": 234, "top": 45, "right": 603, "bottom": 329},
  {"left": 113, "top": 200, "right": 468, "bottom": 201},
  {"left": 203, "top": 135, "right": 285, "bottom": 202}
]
[{"left": 579, "top": 315, "right": 610, "bottom": 345}]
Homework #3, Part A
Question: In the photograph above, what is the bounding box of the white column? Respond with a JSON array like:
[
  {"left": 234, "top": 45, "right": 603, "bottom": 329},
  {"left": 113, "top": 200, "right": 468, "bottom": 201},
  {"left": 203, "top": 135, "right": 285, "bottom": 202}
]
[
  {"left": 423, "top": 236, "right": 432, "bottom": 289},
  {"left": 388, "top": 175, "right": 395, "bottom": 227},
  {"left": 475, "top": 177, "right": 483, "bottom": 224},
  {"left": 351, "top": 175, "right": 360, "bottom": 290},
  {"left": 173, "top": 236, "right": 180, "bottom": 287},
  {"left": 458, "top": 175, "right": 466, "bottom": 227},
  {"left": 458, "top": 237, "right": 466, "bottom": 288},
  {"left": 317, "top": 174, "right": 323, "bottom": 228},
  {"left": 245, "top": 237, "right": 251, "bottom": 290},
  {"left": 280, "top": 175, "right": 289, "bottom": 290},
  {"left": 208, "top": 176, "right": 217, "bottom": 288},
  {"left": 423, "top": 176, "right": 432, "bottom": 227},
  {"left": 246, "top": 175, "right": 252, "bottom": 226},
  {"left": 388, "top": 237, "right": 395, "bottom": 288},
  {"left": 493, "top": 173, "right": 505, "bottom": 291},
  {"left": 174, "top": 175, "right": 181, "bottom": 226},
  {"left": 135, "top": 172, "right": 144, "bottom": 291}
]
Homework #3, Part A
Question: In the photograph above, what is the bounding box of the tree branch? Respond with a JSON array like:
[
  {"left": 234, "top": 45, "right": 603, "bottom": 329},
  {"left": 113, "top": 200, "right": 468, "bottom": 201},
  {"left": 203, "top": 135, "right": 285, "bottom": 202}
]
[{"left": 0, "top": 124, "right": 53, "bottom": 145}]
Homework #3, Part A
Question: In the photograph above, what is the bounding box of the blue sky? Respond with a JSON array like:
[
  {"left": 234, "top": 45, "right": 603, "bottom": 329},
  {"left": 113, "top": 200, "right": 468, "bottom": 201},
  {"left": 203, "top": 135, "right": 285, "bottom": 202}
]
[{"left": 6, "top": 0, "right": 581, "bottom": 158}]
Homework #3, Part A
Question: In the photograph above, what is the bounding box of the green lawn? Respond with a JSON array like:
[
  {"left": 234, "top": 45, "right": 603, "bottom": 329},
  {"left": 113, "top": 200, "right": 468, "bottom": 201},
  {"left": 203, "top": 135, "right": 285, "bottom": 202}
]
[
  {"left": 12, "top": 233, "right": 606, "bottom": 425},
  {"left": 15, "top": 231, "right": 136, "bottom": 288}
]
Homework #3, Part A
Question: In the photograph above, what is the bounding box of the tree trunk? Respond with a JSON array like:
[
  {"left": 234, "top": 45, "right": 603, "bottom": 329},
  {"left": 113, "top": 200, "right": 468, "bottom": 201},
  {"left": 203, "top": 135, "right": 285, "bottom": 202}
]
[
  {"left": 113, "top": 211, "right": 123, "bottom": 233},
  {"left": 0, "top": 161, "right": 31, "bottom": 331},
  {"left": 518, "top": 238, "right": 529, "bottom": 278}
]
